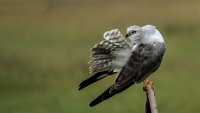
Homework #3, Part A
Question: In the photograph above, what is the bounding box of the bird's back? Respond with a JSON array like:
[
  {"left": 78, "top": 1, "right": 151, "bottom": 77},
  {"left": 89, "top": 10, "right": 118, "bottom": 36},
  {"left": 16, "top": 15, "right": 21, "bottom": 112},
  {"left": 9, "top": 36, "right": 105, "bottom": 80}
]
[{"left": 122, "top": 42, "right": 166, "bottom": 83}]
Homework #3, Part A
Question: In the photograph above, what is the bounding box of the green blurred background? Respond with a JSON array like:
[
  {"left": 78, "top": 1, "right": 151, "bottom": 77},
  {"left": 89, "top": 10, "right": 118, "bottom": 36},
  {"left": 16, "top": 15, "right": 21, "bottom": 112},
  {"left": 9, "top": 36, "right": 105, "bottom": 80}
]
[{"left": 0, "top": 0, "right": 200, "bottom": 113}]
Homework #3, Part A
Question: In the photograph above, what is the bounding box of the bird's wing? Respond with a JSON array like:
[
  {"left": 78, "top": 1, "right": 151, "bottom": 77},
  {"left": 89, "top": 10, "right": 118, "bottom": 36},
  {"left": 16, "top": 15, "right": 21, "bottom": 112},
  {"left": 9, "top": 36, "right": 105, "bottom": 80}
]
[
  {"left": 79, "top": 29, "right": 130, "bottom": 90},
  {"left": 89, "top": 43, "right": 165, "bottom": 106}
]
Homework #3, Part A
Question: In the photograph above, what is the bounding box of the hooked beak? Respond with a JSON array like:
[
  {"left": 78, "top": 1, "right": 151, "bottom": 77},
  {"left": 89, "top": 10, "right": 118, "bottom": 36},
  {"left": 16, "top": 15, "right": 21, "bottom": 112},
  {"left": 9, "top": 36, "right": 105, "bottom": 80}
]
[{"left": 125, "top": 33, "right": 130, "bottom": 38}]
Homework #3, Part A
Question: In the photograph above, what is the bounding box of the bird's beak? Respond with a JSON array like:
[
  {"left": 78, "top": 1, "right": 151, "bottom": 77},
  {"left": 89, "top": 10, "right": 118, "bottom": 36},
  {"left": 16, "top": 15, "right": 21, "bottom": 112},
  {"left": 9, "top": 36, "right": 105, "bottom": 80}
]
[{"left": 125, "top": 33, "right": 129, "bottom": 38}]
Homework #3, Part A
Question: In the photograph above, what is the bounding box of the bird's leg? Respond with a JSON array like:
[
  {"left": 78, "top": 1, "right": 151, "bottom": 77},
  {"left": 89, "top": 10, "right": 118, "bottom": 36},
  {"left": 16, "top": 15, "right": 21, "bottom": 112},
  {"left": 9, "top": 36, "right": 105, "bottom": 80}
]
[
  {"left": 143, "top": 79, "right": 154, "bottom": 90},
  {"left": 143, "top": 79, "right": 149, "bottom": 87}
]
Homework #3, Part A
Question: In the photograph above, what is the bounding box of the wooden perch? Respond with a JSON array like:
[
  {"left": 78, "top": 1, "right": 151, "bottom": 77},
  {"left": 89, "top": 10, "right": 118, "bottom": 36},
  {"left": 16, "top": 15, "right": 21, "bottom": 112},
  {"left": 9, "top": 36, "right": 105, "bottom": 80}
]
[{"left": 143, "top": 82, "right": 158, "bottom": 113}]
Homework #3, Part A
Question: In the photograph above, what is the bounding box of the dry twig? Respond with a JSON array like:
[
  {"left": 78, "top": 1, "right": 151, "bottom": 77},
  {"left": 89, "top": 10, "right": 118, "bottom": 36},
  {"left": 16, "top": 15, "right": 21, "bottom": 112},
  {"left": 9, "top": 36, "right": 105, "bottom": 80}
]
[{"left": 143, "top": 82, "right": 158, "bottom": 113}]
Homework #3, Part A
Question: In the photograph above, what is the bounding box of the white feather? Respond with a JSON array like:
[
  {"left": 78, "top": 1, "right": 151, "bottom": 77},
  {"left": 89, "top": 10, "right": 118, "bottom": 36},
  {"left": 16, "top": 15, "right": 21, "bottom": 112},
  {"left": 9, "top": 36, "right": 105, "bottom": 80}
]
[
  {"left": 111, "top": 48, "right": 131, "bottom": 71},
  {"left": 128, "top": 25, "right": 165, "bottom": 45},
  {"left": 141, "top": 29, "right": 164, "bottom": 44}
]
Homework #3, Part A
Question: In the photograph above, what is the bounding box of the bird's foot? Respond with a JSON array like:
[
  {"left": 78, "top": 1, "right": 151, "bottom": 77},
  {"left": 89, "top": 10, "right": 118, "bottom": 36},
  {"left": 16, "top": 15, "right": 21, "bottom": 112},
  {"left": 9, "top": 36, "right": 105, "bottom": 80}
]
[{"left": 143, "top": 79, "right": 154, "bottom": 91}]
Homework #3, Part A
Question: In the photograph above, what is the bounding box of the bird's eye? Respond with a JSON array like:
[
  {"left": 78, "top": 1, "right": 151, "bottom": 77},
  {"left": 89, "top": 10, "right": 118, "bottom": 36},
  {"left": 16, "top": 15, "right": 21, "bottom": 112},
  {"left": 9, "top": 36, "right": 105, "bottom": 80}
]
[{"left": 132, "top": 30, "right": 136, "bottom": 34}]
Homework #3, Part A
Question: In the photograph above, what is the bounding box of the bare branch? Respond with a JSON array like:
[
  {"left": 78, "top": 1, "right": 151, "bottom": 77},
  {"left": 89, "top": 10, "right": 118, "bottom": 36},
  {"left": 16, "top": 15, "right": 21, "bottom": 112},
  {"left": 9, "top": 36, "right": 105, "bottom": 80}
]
[{"left": 143, "top": 83, "right": 158, "bottom": 113}]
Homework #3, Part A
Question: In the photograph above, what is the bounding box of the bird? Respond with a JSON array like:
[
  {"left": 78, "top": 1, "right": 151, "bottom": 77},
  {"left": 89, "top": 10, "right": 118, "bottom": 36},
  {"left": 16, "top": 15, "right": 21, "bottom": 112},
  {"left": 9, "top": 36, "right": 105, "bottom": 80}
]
[{"left": 79, "top": 25, "right": 166, "bottom": 107}]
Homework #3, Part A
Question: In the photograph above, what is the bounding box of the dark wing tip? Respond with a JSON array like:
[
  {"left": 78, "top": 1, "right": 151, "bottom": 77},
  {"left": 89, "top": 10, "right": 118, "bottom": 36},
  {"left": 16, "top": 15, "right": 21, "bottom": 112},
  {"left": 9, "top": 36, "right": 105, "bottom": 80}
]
[
  {"left": 89, "top": 97, "right": 101, "bottom": 107},
  {"left": 78, "top": 79, "right": 91, "bottom": 90},
  {"left": 78, "top": 80, "right": 88, "bottom": 90},
  {"left": 78, "top": 85, "right": 84, "bottom": 90},
  {"left": 89, "top": 81, "right": 135, "bottom": 107},
  {"left": 79, "top": 71, "right": 116, "bottom": 91},
  {"left": 89, "top": 86, "right": 114, "bottom": 107}
]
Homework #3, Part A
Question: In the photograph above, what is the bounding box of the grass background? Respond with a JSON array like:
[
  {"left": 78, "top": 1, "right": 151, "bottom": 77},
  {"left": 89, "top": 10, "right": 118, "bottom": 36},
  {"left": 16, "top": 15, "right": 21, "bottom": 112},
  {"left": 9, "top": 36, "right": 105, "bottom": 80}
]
[{"left": 0, "top": 0, "right": 200, "bottom": 113}]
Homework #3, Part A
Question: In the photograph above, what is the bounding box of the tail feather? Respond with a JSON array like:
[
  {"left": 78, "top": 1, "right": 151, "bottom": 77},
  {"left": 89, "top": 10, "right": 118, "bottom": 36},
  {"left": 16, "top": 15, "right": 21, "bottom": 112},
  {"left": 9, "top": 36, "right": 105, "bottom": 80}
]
[
  {"left": 89, "top": 57, "right": 112, "bottom": 74},
  {"left": 92, "top": 40, "right": 122, "bottom": 53},
  {"left": 89, "top": 81, "right": 135, "bottom": 107},
  {"left": 79, "top": 71, "right": 116, "bottom": 90},
  {"left": 89, "top": 31, "right": 129, "bottom": 74},
  {"left": 79, "top": 29, "right": 131, "bottom": 106},
  {"left": 103, "top": 29, "right": 130, "bottom": 48}
]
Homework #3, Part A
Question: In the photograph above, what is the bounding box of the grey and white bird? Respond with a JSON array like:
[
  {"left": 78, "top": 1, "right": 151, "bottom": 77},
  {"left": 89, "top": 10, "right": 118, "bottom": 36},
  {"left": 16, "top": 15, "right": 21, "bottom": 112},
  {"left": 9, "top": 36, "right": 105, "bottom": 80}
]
[{"left": 79, "top": 25, "right": 166, "bottom": 107}]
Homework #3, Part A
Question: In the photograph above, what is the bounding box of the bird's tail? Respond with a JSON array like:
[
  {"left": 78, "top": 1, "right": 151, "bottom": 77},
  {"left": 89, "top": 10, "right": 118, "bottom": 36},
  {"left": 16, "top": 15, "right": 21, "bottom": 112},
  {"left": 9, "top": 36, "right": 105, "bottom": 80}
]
[
  {"left": 79, "top": 71, "right": 116, "bottom": 90},
  {"left": 79, "top": 30, "right": 126, "bottom": 90},
  {"left": 89, "top": 29, "right": 129, "bottom": 74},
  {"left": 89, "top": 40, "right": 117, "bottom": 74},
  {"left": 89, "top": 81, "right": 135, "bottom": 107}
]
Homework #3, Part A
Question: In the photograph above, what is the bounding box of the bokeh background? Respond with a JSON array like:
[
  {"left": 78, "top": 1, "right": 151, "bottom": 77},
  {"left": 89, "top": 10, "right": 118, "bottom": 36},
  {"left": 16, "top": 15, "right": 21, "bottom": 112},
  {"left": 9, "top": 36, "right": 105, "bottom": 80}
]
[{"left": 0, "top": 0, "right": 200, "bottom": 113}]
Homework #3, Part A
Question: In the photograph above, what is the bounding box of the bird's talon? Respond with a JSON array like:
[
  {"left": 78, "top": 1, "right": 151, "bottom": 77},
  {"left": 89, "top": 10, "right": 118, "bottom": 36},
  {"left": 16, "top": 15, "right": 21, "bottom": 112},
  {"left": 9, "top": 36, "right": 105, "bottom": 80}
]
[{"left": 143, "top": 79, "right": 155, "bottom": 90}]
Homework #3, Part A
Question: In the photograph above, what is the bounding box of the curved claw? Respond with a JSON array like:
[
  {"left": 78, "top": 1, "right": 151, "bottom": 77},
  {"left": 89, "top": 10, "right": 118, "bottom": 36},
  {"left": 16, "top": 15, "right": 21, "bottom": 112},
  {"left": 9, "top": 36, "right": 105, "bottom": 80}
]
[{"left": 143, "top": 79, "right": 154, "bottom": 91}]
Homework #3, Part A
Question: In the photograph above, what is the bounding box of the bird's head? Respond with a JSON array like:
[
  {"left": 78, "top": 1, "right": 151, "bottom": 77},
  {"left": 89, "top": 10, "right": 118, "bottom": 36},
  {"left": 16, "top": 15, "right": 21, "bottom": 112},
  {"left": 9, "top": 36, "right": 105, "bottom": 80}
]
[
  {"left": 126, "top": 25, "right": 142, "bottom": 39},
  {"left": 126, "top": 25, "right": 164, "bottom": 44}
]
